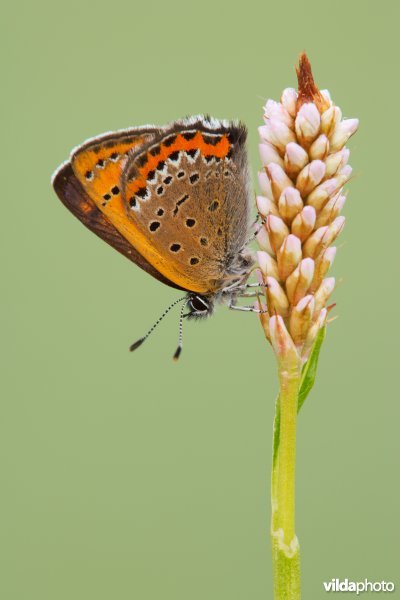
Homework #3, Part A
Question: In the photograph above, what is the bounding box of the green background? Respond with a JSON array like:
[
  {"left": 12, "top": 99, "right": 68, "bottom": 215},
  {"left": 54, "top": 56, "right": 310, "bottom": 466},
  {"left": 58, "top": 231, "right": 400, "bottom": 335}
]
[{"left": 2, "top": 0, "right": 399, "bottom": 597}]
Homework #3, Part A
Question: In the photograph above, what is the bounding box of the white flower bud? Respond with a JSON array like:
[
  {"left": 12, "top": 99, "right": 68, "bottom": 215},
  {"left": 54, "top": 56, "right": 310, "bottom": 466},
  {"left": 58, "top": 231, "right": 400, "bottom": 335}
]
[
  {"left": 313, "top": 277, "right": 335, "bottom": 315},
  {"left": 315, "top": 194, "right": 346, "bottom": 228},
  {"left": 320, "top": 106, "right": 342, "bottom": 137},
  {"left": 284, "top": 142, "right": 309, "bottom": 177},
  {"left": 259, "top": 120, "right": 296, "bottom": 153},
  {"left": 290, "top": 295, "right": 315, "bottom": 346},
  {"left": 280, "top": 88, "right": 298, "bottom": 117},
  {"left": 266, "top": 278, "right": 290, "bottom": 318},
  {"left": 296, "top": 160, "right": 326, "bottom": 196},
  {"left": 320, "top": 89, "right": 332, "bottom": 107},
  {"left": 286, "top": 258, "right": 315, "bottom": 305},
  {"left": 278, "top": 187, "right": 303, "bottom": 223},
  {"left": 291, "top": 206, "right": 316, "bottom": 241},
  {"left": 259, "top": 142, "right": 284, "bottom": 168},
  {"left": 329, "top": 118, "right": 359, "bottom": 152},
  {"left": 309, "top": 134, "right": 329, "bottom": 160},
  {"left": 264, "top": 99, "right": 293, "bottom": 128},
  {"left": 258, "top": 170, "right": 274, "bottom": 199},
  {"left": 269, "top": 315, "right": 299, "bottom": 361},
  {"left": 256, "top": 224, "right": 274, "bottom": 255},
  {"left": 295, "top": 102, "right": 321, "bottom": 145},
  {"left": 256, "top": 195, "right": 279, "bottom": 218},
  {"left": 277, "top": 234, "right": 302, "bottom": 281},
  {"left": 266, "top": 163, "right": 294, "bottom": 201},
  {"left": 266, "top": 214, "right": 290, "bottom": 254},
  {"left": 309, "top": 247, "right": 337, "bottom": 292},
  {"left": 324, "top": 149, "right": 349, "bottom": 179},
  {"left": 257, "top": 250, "right": 280, "bottom": 280}
]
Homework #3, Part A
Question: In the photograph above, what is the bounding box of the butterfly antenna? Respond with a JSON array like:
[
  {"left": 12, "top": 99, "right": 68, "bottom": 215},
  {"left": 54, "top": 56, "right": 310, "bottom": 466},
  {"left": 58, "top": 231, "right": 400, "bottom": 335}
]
[
  {"left": 173, "top": 299, "right": 189, "bottom": 362},
  {"left": 130, "top": 295, "right": 188, "bottom": 352}
]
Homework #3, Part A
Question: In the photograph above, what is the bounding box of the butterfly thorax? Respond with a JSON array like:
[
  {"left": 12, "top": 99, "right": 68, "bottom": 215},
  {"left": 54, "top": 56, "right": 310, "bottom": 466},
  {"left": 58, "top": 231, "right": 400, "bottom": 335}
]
[{"left": 186, "top": 250, "right": 254, "bottom": 319}]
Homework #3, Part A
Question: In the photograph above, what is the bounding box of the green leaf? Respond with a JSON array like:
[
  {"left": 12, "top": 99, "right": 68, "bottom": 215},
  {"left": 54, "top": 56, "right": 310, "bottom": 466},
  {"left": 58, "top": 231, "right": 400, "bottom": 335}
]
[{"left": 297, "top": 326, "right": 326, "bottom": 412}]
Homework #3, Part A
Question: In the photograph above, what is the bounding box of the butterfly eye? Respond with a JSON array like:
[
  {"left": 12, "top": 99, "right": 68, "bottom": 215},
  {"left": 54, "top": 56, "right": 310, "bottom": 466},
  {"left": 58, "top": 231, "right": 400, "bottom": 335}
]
[{"left": 189, "top": 295, "right": 209, "bottom": 313}]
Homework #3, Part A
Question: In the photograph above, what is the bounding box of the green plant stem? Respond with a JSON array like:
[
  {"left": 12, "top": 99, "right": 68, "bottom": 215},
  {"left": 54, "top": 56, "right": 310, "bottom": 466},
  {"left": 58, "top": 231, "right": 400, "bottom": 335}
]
[{"left": 271, "top": 356, "right": 302, "bottom": 600}]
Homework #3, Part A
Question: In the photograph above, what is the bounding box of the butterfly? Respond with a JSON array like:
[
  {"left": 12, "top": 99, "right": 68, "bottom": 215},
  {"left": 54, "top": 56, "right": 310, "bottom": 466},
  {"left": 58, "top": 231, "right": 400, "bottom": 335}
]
[{"left": 52, "top": 116, "right": 261, "bottom": 358}]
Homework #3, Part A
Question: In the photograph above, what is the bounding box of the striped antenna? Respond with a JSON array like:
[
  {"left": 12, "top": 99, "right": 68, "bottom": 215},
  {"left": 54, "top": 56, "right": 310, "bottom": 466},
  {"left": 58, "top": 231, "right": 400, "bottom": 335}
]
[
  {"left": 130, "top": 295, "right": 187, "bottom": 352},
  {"left": 173, "top": 299, "right": 190, "bottom": 361}
]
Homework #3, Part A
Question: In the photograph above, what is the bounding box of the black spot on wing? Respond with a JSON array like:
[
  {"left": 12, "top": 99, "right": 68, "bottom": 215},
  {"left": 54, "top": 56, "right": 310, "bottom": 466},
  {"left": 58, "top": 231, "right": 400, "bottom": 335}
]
[
  {"left": 163, "top": 135, "right": 177, "bottom": 147},
  {"left": 149, "top": 221, "right": 160, "bottom": 232},
  {"left": 182, "top": 131, "right": 196, "bottom": 141}
]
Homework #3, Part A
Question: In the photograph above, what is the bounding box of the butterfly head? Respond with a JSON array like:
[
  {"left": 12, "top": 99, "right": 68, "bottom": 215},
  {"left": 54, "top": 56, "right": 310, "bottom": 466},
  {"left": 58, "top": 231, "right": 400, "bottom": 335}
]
[{"left": 186, "top": 294, "right": 214, "bottom": 320}]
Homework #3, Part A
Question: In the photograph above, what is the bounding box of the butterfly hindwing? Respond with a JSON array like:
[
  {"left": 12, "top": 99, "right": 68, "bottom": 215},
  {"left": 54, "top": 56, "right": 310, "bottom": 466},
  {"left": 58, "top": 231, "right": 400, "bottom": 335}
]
[{"left": 120, "top": 117, "right": 251, "bottom": 294}]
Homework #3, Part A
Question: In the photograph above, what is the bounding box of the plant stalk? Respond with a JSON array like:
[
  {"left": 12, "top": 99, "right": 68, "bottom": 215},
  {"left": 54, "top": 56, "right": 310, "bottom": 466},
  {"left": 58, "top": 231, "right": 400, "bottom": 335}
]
[{"left": 271, "top": 356, "right": 302, "bottom": 599}]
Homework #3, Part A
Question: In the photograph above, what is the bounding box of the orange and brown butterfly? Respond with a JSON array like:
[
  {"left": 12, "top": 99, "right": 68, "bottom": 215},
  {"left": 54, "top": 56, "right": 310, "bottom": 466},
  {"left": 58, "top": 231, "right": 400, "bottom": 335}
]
[{"left": 52, "top": 116, "right": 260, "bottom": 358}]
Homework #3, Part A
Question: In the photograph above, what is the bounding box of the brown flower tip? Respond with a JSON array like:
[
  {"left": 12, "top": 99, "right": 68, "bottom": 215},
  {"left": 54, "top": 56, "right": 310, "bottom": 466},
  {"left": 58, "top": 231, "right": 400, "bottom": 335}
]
[{"left": 296, "top": 53, "right": 328, "bottom": 112}]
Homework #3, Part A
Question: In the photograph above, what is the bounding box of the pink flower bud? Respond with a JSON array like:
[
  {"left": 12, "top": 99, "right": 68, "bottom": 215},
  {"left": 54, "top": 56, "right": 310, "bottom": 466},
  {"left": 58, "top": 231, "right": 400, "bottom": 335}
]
[
  {"left": 337, "top": 165, "right": 352, "bottom": 185},
  {"left": 307, "top": 177, "right": 342, "bottom": 211},
  {"left": 266, "top": 277, "right": 290, "bottom": 318},
  {"left": 284, "top": 142, "right": 309, "bottom": 177},
  {"left": 309, "top": 247, "right": 337, "bottom": 292},
  {"left": 324, "top": 149, "right": 350, "bottom": 179},
  {"left": 277, "top": 234, "right": 302, "bottom": 281},
  {"left": 278, "top": 187, "right": 303, "bottom": 223},
  {"left": 309, "top": 134, "right": 330, "bottom": 160},
  {"left": 269, "top": 315, "right": 299, "bottom": 361},
  {"left": 259, "top": 142, "right": 284, "bottom": 168},
  {"left": 320, "top": 106, "right": 342, "bottom": 137},
  {"left": 302, "top": 226, "right": 328, "bottom": 258},
  {"left": 280, "top": 88, "right": 298, "bottom": 117},
  {"left": 290, "top": 295, "right": 315, "bottom": 346},
  {"left": 329, "top": 118, "right": 359, "bottom": 152},
  {"left": 315, "top": 194, "right": 346, "bottom": 228},
  {"left": 257, "top": 250, "right": 280, "bottom": 280},
  {"left": 291, "top": 206, "right": 316, "bottom": 242},
  {"left": 259, "top": 119, "right": 296, "bottom": 153},
  {"left": 266, "top": 163, "right": 294, "bottom": 201},
  {"left": 286, "top": 258, "right": 315, "bottom": 304},
  {"left": 296, "top": 160, "right": 326, "bottom": 196},
  {"left": 295, "top": 102, "right": 321, "bottom": 145},
  {"left": 320, "top": 89, "right": 332, "bottom": 107},
  {"left": 256, "top": 224, "right": 274, "bottom": 255},
  {"left": 258, "top": 170, "right": 274, "bottom": 199},
  {"left": 313, "top": 277, "right": 335, "bottom": 315},
  {"left": 264, "top": 99, "right": 293, "bottom": 128},
  {"left": 256, "top": 195, "right": 279, "bottom": 218},
  {"left": 266, "top": 214, "right": 290, "bottom": 254},
  {"left": 304, "top": 217, "right": 344, "bottom": 260}
]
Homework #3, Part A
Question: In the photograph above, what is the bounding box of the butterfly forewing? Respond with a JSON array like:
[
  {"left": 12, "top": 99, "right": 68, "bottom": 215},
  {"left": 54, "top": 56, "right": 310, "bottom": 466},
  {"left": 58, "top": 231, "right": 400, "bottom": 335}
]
[
  {"left": 71, "top": 126, "right": 159, "bottom": 207},
  {"left": 53, "top": 161, "right": 185, "bottom": 290}
]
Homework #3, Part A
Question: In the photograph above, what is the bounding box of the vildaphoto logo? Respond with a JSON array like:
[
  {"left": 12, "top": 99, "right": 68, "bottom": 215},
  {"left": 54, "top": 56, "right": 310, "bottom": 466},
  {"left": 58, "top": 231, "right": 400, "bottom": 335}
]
[{"left": 323, "top": 579, "right": 395, "bottom": 594}]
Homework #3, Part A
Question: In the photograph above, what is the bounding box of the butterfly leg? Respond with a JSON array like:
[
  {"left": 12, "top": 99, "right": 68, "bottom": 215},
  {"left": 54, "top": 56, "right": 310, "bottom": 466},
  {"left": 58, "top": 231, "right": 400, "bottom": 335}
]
[
  {"left": 247, "top": 216, "right": 268, "bottom": 244},
  {"left": 244, "top": 282, "right": 267, "bottom": 289},
  {"left": 237, "top": 291, "right": 263, "bottom": 298},
  {"left": 222, "top": 282, "right": 267, "bottom": 296},
  {"left": 228, "top": 298, "right": 268, "bottom": 314}
]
